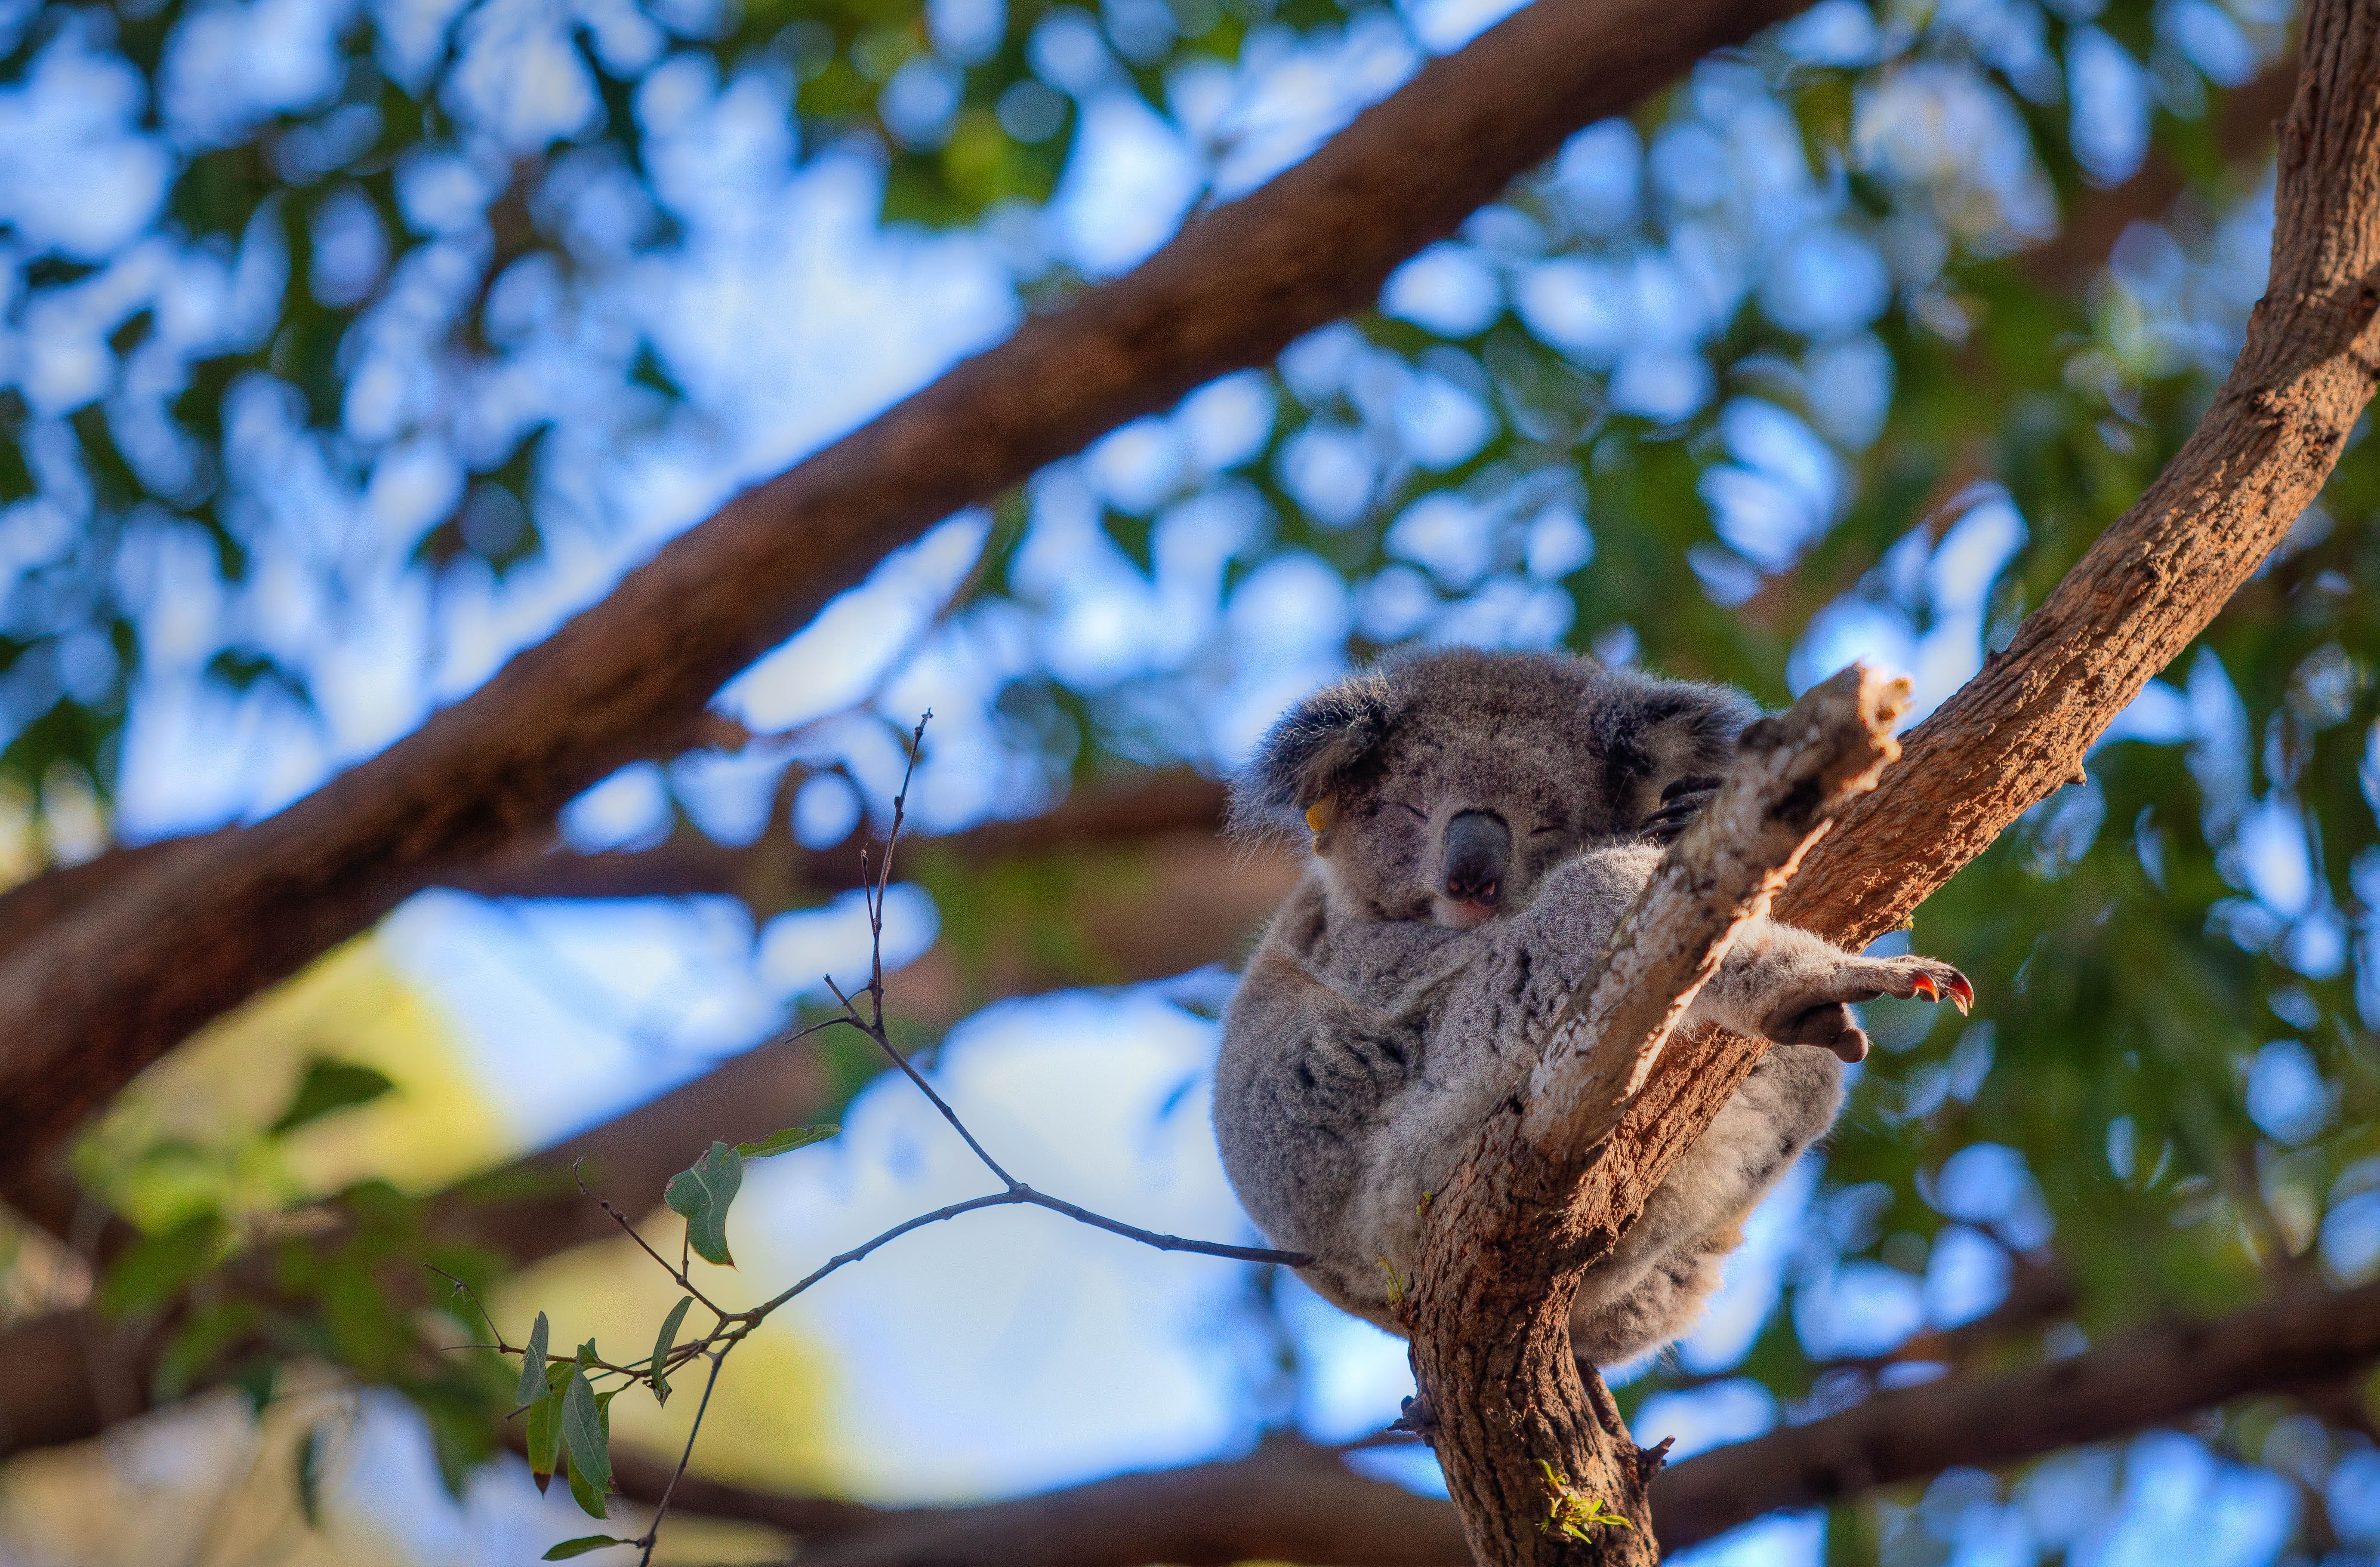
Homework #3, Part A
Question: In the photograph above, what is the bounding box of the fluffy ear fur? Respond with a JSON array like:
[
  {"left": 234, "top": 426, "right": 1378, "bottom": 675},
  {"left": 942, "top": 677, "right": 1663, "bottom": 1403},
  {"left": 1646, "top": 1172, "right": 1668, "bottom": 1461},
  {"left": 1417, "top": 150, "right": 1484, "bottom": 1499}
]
[
  {"left": 1587, "top": 674, "right": 1758, "bottom": 810},
  {"left": 1229, "top": 671, "right": 1397, "bottom": 836}
]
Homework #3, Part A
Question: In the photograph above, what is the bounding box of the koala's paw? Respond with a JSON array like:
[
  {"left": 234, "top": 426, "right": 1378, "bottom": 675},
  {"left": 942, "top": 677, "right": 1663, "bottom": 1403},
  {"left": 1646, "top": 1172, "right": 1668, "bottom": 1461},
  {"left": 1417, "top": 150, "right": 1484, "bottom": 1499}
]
[
  {"left": 1758, "top": 956, "right": 1973, "bottom": 1064},
  {"left": 1639, "top": 776, "right": 1725, "bottom": 844}
]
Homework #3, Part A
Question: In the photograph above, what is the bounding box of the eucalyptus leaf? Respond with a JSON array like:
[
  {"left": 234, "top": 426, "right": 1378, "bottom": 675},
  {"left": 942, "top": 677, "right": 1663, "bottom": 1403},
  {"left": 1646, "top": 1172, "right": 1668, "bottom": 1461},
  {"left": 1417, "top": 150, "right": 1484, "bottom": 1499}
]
[
  {"left": 663, "top": 1141, "right": 743, "bottom": 1267},
  {"left": 734, "top": 1124, "right": 839, "bottom": 1159},
  {"left": 649, "top": 1297, "right": 692, "bottom": 1405},
  {"left": 527, "top": 1364, "right": 567, "bottom": 1494},
  {"left": 269, "top": 1057, "right": 397, "bottom": 1136},
  {"left": 515, "top": 1311, "right": 550, "bottom": 1410},
  {"left": 543, "top": 1539, "right": 628, "bottom": 1560},
  {"left": 560, "top": 1365, "right": 613, "bottom": 1516}
]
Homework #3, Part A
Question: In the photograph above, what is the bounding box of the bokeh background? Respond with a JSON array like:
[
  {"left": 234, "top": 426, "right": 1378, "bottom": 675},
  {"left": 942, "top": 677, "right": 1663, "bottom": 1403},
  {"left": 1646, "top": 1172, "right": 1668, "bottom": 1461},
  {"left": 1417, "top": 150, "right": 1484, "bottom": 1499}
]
[{"left": 2, "top": 0, "right": 2378, "bottom": 1558}]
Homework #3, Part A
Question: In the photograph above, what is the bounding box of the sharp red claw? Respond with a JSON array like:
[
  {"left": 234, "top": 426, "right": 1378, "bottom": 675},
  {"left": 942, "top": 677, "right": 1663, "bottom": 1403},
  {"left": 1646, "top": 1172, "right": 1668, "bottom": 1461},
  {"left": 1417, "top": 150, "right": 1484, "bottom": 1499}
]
[
  {"left": 1910, "top": 972, "right": 1939, "bottom": 1002},
  {"left": 1946, "top": 973, "right": 1974, "bottom": 1015}
]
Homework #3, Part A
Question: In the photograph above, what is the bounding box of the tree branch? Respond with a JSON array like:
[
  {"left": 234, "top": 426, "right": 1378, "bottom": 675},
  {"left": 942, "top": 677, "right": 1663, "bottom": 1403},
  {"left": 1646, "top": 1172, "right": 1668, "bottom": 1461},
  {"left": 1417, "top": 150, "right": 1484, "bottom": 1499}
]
[
  {"left": 0, "top": 0, "right": 1824, "bottom": 1188},
  {"left": 1521, "top": 668, "right": 1912, "bottom": 1155},
  {"left": 1650, "top": 1275, "right": 2380, "bottom": 1549},
  {"left": 1776, "top": 0, "right": 2380, "bottom": 954}
]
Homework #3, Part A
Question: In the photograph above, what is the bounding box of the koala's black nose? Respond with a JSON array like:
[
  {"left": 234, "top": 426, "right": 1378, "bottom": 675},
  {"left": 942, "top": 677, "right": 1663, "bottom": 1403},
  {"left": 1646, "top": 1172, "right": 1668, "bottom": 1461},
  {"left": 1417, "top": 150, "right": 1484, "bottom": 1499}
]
[{"left": 1442, "top": 811, "right": 1510, "bottom": 906}]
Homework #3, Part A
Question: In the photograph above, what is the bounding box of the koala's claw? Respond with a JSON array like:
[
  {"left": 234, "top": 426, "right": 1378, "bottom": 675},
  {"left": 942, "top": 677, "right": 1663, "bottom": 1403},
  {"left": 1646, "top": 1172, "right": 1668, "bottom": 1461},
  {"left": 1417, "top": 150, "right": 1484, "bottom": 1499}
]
[
  {"left": 1877, "top": 957, "right": 1973, "bottom": 1015},
  {"left": 1759, "top": 956, "right": 1973, "bottom": 1064}
]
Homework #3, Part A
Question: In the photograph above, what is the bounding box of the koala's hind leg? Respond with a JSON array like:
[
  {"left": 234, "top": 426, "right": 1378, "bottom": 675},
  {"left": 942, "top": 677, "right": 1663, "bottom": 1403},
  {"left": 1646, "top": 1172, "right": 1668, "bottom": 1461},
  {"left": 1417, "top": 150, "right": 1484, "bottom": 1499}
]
[
  {"left": 1570, "top": 1221, "right": 1740, "bottom": 1367},
  {"left": 1569, "top": 1044, "right": 1841, "bottom": 1367},
  {"left": 1693, "top": 919, "right": 1973, "bottom": 1064}
]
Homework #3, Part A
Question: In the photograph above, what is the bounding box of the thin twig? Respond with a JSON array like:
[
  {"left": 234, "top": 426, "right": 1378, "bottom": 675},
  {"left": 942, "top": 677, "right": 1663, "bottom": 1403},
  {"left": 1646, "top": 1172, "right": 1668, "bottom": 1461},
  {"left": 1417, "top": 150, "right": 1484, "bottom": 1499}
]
[
  {"left": 635, "top": 1349, "right": 728, "bottom": 1567},
  {"left": 824, "top": 972, "right": 1018, "bottom": 1188},
  {"left": 574, "top": 1160, "right": 731, "bottom": 1318}
]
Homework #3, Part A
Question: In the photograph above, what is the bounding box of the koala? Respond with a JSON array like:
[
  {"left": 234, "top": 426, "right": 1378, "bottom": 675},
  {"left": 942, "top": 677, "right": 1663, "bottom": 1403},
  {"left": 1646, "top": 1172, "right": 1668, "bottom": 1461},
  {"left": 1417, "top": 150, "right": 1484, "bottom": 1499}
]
[{"left": 1212, "top": 647, "right": 1969, "bottom": 1365}]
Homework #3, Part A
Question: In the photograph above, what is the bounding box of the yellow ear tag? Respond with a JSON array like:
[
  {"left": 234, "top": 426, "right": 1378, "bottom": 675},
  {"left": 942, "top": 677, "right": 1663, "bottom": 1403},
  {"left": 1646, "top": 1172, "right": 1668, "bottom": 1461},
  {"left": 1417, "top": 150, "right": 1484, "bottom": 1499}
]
[{"left": 1305, "top": 795, "right": 1338, "bottom": 856}]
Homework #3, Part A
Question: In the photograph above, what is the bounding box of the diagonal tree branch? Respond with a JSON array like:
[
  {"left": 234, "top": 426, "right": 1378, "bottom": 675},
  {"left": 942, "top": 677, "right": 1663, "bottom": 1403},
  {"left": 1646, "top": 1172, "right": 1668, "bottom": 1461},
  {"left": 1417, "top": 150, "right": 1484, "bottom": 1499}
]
[
  {"left": 1650, "top": 1275, "right": 2380, "bottom": 1550},
  {"left": 0, "top": 0, "right": 1825, "bottom": 1188}
]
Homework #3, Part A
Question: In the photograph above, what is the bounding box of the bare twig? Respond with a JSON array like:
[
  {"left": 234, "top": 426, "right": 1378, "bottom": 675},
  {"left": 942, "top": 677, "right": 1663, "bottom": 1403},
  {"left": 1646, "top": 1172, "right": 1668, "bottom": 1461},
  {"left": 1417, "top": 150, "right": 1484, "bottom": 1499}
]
[{"left": 634, "top": 1350, "right": 728, "bottom": 1566}]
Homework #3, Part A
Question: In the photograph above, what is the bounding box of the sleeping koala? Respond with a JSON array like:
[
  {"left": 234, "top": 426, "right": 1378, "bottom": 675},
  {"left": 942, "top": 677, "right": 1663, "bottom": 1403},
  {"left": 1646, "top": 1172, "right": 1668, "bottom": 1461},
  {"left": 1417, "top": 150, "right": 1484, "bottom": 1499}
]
[{"left": 1213, "top": 647, "right": 1969, "bottom": 1365}]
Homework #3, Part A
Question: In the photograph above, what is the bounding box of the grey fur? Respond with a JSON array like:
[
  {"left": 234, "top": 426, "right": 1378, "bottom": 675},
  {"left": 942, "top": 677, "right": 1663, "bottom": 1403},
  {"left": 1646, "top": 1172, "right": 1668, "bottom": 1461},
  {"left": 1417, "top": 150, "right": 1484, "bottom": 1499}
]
[{"left": 1213, "top": 648, "right": 1967, "bottom": 1364}]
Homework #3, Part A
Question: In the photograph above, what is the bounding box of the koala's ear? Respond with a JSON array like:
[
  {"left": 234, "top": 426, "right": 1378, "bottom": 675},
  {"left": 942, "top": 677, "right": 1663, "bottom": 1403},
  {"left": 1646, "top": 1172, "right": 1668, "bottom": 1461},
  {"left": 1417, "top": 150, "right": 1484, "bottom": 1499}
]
[
  {"left": 1632, "top": 682, "right": 1759, "bottom": 781},
  {"left": 1594, "top": 677, "right": 1759, "bottom": 810},
  {"left": 1230, "top": 672, "right": 1397, "bottom": 836}
]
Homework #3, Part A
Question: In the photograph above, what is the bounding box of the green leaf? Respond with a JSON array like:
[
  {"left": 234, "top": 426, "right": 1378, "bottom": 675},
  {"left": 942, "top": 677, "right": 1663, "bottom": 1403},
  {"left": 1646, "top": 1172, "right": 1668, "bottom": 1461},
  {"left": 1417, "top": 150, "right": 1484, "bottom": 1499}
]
[
  {"left": 98, "top": 1213, "right": 226, "bottom": 1315},
  {"left": 734, "top": 1124, "right": 839, "bottom": 1159},
  {"left": 663, "top": 1141, "right": 743, "bottom": 1267},
  {"left": 515, "top": 1311, "right": 550, "bottom": 1410},
  {"left": 649, "top": 1297, "right": 691, "bottom": 1405},
  {"left": 543, "top": 1537, "right": 629, "bottom": 1560},
  {"left": 561, "top": 1364, "right": 613, "bottom": 1516},
  {"left": 295, "top": 1424, "right": 326, "bottom": 1528},
  {"left": 269, "top": 1057, "right": 397, "bottom": 1136},
  {"left": 527, "top": 1368, "right": 566, "bottom": 1495}
]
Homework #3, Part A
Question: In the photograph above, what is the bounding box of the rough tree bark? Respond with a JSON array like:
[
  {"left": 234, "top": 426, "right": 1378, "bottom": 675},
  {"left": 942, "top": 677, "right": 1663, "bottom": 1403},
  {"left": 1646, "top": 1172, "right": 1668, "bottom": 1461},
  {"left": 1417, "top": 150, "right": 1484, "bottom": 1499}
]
[
  {"left": 0, "top": 0, "right": 1822, "bottom": 1189},
  {"left": 1399, "top": 0, "right": 2380, "bottom": 1556}
]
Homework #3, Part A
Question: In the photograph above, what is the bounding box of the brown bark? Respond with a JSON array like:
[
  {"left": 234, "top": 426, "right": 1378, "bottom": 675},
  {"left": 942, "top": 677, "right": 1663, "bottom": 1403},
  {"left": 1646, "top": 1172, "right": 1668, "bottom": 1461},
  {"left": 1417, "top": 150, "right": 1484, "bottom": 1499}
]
[
  {"left": 763, "top": 1439, "right": 1473, "bottom": 1567},
  {"left": 0, "top": 774, "right": 1286, "bottom": 1239},
  {"left": 441, "top": 770, "right": 1236, "bottom": 909},
  {"left": 0, "top": 0, "right": 1822, "bottom": 1190},
  {"left": 1780, "top": 0, "right": 2380, "bottom": 955},
  {"left": 1404, "top": 669, "right": 1908, "bottom": 1567}
]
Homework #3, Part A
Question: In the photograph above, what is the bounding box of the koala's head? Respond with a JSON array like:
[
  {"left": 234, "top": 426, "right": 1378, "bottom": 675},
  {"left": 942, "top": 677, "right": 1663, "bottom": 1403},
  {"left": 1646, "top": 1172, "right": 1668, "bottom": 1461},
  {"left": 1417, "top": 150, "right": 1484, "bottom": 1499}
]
[{"left": 1231, "top": 648, "right": 1754, "bottom": 929}]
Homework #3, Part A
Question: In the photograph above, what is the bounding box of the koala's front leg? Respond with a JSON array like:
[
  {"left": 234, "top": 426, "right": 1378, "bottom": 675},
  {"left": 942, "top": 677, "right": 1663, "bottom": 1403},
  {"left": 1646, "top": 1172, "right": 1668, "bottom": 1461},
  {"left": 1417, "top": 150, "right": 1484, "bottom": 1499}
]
[{"left": 1690, "top": 920, "right": 1972, "bottom": 1063}]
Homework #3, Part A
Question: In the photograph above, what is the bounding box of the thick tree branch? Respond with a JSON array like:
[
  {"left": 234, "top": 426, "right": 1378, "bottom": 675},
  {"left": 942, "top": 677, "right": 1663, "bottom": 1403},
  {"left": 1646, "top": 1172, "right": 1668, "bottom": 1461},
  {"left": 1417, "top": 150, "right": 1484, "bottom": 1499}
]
[
  {"left": 767, "top": 1439, "right": 1473, "bottom": 1567},
  {"left": 440, "top": 770, "right": 1236, "bottom": 908},
  {"left": 0, "top": 774, "right": 1287, "bottom": 1239},
  {"left": 1777, "top": 0, "right": 2380, "bottom": 954},
  {"left": 1651, "top": 1275, "right": 2380, "bottom": 1549},
  {"left": 0, "top": 0, "right": 1822, "bottom": 1187}
]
